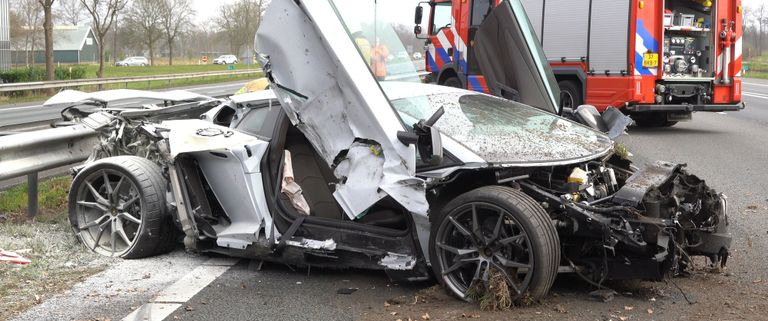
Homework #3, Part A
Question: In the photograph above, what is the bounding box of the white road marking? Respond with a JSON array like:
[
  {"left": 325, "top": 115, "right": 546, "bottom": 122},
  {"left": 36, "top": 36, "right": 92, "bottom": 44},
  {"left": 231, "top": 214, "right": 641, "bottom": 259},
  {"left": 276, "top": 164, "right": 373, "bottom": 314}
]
[
  {"left": 121, "top": 303, "right": 182, "bottom": 321},
  {"left": 743, "top": 92, "right": 768, "bottom": 100},
  {"left": 743, "top": 81, "right": 768, "bottom": 87},
  {"left": 121, "top": 257, "right": 239, "bottom": 321}
]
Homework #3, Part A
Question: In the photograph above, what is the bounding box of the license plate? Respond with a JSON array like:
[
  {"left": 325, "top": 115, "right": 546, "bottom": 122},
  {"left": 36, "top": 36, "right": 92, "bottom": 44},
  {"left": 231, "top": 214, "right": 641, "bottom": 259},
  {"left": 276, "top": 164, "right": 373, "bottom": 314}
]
[{"left": 642, "top": 53, "right": 659, "bottom": 68}]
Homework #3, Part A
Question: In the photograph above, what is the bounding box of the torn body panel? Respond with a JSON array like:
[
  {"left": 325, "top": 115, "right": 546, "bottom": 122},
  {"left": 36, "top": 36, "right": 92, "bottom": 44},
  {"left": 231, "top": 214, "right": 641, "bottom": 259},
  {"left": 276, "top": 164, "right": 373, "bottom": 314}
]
[
  {"left": 44, "top": 89, "right": 214, "bottom": 109},
  {"left": 255, "top": 0, "right": 428, "bottom": 218}
]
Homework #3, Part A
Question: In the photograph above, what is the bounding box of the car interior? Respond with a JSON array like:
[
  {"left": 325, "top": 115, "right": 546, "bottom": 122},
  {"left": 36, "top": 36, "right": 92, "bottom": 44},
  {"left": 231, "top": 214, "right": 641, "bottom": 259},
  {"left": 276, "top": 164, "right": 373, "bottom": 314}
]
[{"left": 266, "top": 113, "right": 411, "bottom": 232}]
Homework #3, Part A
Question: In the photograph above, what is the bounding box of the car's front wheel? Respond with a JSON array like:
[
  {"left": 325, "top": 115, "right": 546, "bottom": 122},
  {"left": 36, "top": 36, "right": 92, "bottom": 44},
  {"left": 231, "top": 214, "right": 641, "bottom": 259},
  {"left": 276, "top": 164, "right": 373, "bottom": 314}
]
[
  {"left": 430, "top": 186, "right": 560, "bottom": 302},
  {"left": 68, "top": 156, "right": 174, "bottom": 258}
]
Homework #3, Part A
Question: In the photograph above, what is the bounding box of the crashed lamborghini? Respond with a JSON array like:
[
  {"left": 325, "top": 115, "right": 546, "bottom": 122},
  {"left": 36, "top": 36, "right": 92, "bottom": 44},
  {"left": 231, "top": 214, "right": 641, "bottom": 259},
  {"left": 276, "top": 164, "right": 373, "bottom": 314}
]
[{"left": 16, "top": 0, "right": 730, "bottom": 303}]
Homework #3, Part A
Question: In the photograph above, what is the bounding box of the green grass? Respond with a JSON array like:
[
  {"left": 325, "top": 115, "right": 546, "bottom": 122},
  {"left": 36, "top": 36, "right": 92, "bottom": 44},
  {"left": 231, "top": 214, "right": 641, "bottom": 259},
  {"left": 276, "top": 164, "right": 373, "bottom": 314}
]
[
  {"left": 0, "top": 176, "right": 72, "bottom": 223},
  {"left": 88, "top": 63, "right": 259, "bottom": 78},
  {"left": 0, "top": 176, "right": 112, "bottom": 319}
]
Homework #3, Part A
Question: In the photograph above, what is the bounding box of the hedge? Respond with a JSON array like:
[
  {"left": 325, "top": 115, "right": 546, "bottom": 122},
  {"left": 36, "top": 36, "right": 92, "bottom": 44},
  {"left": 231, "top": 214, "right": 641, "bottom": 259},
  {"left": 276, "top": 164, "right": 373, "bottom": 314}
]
[{"left": 0, "top": 66, "right": 87, "bottom": 84}]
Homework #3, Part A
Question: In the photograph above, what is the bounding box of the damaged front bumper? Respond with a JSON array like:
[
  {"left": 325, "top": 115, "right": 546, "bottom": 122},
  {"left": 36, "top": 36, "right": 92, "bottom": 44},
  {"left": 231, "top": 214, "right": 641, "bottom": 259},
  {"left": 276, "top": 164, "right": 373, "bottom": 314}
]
[{"left": 523, "top": 161, "right": 731, "bottom": 280}]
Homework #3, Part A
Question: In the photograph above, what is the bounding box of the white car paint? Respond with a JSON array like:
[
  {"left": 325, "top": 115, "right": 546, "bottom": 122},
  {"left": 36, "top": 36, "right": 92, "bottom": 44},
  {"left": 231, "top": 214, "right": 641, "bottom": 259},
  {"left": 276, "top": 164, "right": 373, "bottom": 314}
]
[{"left": 256, "top": 0, "right": 429, "bottom": 219}]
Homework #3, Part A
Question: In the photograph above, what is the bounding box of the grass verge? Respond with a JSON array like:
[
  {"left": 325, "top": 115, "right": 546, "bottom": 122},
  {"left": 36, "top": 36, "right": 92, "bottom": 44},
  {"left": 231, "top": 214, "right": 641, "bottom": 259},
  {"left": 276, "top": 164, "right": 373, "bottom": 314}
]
[{"left": 0, "top": 176, "right": 113, "bottom": 320}]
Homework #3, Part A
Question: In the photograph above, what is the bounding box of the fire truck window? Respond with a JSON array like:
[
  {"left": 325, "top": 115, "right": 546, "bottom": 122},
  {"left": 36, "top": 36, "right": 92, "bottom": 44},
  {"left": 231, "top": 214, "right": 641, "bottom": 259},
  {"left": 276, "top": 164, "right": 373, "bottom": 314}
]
[
  {"left": 471, "top": 0, "right": 493, "bottom": 26},
  {"left": 431, "top": 3, "right": 452, "bottom": 35}
]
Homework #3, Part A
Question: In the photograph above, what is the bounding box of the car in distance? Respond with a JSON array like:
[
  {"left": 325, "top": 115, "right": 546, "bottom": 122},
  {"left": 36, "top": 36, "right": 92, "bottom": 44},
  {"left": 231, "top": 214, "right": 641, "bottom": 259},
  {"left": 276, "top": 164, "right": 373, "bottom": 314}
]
[
  {"left": 115, "top": 56, "right": 149, "bottom": 67},
  {"left": 213, "top": 55, "right": 239, "bottom": 65}
]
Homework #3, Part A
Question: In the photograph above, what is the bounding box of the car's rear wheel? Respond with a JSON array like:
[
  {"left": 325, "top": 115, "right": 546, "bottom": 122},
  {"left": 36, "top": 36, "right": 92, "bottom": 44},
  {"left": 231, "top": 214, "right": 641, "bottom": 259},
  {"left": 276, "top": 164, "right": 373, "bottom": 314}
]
[
  {"left": 69, "top": 156, "right": 174, "bottom": 259},
  {"left": 430, "top": 186, "right": 560, "bottom": 302}
]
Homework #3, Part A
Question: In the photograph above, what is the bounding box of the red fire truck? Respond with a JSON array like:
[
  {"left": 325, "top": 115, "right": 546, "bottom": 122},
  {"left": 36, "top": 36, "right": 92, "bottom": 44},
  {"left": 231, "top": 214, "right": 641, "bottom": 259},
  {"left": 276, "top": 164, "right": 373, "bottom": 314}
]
[{"left": 416, "top": 0, "right": 744, "bottom": 126}]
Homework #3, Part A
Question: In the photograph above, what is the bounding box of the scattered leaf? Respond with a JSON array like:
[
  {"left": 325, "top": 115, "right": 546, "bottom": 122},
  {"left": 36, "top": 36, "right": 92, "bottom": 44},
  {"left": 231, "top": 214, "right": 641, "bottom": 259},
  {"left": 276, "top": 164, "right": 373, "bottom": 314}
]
[
  {"left": 185, "top": 305, "right": 194, "bottom": 312},
  {"left": 421, "top": 313, "right": 431, "bottom": 320},
  {"left": 624, "top": 306, "right": 634, "bottom": 311},
  {"left": 647, "top": 308, "right": 653, "bottom": 314},
  {"left": 390, "top": 311, "right": 398, "bottom": 316}
]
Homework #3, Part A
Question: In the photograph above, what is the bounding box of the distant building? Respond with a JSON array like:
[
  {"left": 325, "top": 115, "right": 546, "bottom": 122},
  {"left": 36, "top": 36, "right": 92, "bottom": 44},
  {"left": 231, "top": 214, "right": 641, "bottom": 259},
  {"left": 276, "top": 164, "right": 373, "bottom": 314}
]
[
  {"left": 0, "top": 0, "right": 10, "bottom": 71},
  {"left": 11, "top": 25, "right": 99, "bottom": 65}
]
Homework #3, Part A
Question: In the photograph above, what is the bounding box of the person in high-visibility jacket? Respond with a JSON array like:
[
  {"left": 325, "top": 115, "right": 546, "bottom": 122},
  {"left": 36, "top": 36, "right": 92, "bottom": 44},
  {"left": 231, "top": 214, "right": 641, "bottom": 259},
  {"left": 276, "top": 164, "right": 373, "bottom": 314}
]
[
  {"left": 371, "top": 39, "right": 389, "bottom": 80},
  {"left": 352, "top": 31, "right": 372, "bottom": 66}
]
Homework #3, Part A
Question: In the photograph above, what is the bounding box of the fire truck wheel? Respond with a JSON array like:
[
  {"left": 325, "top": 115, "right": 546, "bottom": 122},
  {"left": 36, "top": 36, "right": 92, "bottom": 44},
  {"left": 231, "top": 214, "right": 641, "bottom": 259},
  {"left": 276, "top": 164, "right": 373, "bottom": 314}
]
[
  {"left": 443, "top": 77, "right": 462, "bottom": 88},
  {"left": 558, "top": 80, "right": 582, "bottom": 109}
]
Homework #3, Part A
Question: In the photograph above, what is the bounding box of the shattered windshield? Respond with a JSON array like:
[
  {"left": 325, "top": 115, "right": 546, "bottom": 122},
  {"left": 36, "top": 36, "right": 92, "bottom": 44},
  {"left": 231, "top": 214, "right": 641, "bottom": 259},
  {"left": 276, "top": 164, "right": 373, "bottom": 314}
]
[
  {"left": 391, "top": 91, "right": 612, "bottom": 164},
  {"left": 329, "top": 0, "right": 423, "bottom": 82}
]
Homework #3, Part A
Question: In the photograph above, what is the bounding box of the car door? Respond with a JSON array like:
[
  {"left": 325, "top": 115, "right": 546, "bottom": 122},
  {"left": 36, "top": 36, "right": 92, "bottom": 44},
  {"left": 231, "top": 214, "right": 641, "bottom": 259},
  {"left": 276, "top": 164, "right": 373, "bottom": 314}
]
[
  {"left": 472, "top": 0, "right": 561, "bottom": 114},
  {"left": 256, "top": 0, "right": 428, "bottom": 219}
]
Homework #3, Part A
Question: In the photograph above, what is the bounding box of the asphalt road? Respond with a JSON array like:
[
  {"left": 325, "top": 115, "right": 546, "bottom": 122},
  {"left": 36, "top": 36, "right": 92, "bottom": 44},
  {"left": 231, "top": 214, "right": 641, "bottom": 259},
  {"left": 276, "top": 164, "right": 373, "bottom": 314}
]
[
  {"left": 0, "top": 80, "right": 248, "bottom": 130},
  {"left": 9, "top": 79, "right": 768, "bottom": 321}
]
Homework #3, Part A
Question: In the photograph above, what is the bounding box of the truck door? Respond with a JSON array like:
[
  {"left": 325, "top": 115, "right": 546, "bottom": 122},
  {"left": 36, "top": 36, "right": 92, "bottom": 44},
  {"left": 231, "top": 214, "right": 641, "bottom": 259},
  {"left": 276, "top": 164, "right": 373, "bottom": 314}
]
[{"left": 466, "top": 0, "right": 494, "bottom": 75}]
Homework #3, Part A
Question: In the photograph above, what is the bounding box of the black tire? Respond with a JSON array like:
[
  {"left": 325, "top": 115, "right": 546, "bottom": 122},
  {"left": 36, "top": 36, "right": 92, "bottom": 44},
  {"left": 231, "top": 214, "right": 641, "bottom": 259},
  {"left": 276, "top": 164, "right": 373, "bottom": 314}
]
[
  {"left": 442, "top": 76, "right": 462, "bottom": 88},
  {"left": 69, "top": 156, "right": 174, "bottom": 259},
  {"left": 429, "top": 186, "right": 560, "bottom": 302},
  {"left": 558, "top": 80, "right": 582, "bottom": 109}
]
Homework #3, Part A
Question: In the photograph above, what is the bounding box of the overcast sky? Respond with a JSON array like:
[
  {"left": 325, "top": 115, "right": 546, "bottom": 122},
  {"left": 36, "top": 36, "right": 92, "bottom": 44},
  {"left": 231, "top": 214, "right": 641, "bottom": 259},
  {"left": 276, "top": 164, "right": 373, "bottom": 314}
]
[{"left": 191, "top": 0, "right": 768, "bottom": 24}]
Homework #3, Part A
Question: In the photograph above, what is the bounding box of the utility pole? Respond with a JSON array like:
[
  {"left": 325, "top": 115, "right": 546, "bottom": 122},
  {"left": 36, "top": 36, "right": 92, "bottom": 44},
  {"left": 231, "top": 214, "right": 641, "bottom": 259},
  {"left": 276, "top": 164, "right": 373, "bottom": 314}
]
[{"left": 112, "top": 13, "right": 118, "bottom": 63}]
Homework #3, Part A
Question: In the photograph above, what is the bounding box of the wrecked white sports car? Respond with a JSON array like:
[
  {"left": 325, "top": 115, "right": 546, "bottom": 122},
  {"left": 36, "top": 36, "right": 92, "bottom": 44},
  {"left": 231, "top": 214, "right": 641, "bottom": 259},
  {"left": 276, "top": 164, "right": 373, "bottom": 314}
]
[{"left": 10, "top": 0, "right": 729, "bottom": 303}]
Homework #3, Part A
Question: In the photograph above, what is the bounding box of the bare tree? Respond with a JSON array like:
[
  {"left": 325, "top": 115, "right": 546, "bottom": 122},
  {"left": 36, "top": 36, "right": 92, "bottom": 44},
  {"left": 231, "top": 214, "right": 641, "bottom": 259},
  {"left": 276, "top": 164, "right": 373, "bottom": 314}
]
[
  {"left": 38, "top": 0, "right": 56, "bottom": 84},
  {"left": 755, "top": 4, "right": 767, "bottom": 57},
  {"left": 56, "top": 0, "right": 85, "bottom": 25},
  {"left": 124, "top": 0, "right": 162, "bottom": 66},
  {"left": 17, "top": 0, "right": 43, "bottom": 65},
  {"left": 215, "top": 0, "right": 267, "bottom": 57},
  {"left": 159, "top": 0, "right": 194, "bottom": 65},
  {"left": 81, "top": 0, "right": 128, "bottom": 78}
]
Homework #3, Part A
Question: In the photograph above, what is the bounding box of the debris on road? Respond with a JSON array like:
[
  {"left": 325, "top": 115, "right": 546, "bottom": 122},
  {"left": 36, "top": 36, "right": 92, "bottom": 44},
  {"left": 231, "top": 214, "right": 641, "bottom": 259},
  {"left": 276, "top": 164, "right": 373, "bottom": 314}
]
[
  {"left": 337, "top": 288, "right": 358, "bottom": 295},
  {"left": 0, "top": 249, "right": 32, "bottom": 265},
  {"left": 590, "top": 289, "right": 618, "bottom": 302}
]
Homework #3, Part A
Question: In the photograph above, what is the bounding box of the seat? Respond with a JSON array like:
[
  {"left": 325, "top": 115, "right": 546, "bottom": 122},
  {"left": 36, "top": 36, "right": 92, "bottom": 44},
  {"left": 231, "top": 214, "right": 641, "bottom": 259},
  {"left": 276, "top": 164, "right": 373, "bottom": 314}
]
[{"left": 284, "top": 127, "right": 344, "bottom": 220}]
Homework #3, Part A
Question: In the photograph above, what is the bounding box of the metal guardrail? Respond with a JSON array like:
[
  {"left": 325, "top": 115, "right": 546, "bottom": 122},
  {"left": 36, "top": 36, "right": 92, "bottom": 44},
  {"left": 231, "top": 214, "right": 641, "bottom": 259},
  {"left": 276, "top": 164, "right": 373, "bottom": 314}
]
[
  {"left": 0, "top": 126, "right": 98, "bottom": 218},
  {"left": 0, "top": 69, "right": 263, "bottom": 93}
]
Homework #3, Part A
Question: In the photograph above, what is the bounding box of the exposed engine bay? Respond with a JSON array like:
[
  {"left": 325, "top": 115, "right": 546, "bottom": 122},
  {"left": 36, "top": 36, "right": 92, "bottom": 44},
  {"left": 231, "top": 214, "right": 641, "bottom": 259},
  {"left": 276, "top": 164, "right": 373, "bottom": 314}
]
[{"left": 428, "top": 155, "right": 730, "bottom": 283}]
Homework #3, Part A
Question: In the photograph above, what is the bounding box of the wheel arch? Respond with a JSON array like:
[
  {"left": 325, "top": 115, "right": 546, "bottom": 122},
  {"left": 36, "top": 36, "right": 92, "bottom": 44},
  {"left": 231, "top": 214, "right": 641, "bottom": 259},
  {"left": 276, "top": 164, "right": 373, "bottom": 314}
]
[
  {"left": 436, "top": 64, "right": 463, "bottom": 88},
  {"left": 553, "top": 66, "right": 587, "bottom": 102}
]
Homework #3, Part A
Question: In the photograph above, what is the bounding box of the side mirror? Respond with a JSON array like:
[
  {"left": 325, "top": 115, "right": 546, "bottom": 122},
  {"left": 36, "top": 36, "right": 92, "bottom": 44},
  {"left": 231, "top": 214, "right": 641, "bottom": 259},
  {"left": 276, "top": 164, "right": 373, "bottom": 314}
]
[
  {"left": 414, "top": 6, "right": 423, "bottom": 24},
  {"left": 397, "top": 107, "right": 444, "bottom": 165},
  {"left": 414, "top": 25, "right": 422, "bottom": 35}
]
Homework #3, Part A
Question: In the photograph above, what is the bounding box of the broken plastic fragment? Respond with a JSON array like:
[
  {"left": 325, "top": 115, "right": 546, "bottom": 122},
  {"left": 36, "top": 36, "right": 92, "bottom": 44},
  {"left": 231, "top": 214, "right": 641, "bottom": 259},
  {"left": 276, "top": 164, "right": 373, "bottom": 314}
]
[
  {"left": 0, "top": 249, "right": 31, "bottom": 265},
  {"left": 281, "top": 150, "right": 311, "bottom": 215},
  {"left": 379, "top": 252, "right": 416, "bottom": 270}
]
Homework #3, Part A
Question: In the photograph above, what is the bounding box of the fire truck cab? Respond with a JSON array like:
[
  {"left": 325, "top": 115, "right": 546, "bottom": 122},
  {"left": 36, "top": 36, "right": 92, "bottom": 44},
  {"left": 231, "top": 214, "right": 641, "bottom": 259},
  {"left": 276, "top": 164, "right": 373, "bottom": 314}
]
[{"left": 416, "top": 0, "right": 745, "bottom": 126}]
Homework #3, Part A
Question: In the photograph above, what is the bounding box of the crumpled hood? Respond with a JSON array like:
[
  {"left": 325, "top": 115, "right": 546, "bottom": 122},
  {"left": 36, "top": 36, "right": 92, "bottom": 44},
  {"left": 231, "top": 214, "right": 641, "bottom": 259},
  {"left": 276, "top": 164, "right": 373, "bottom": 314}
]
[{"left": 454, "top": 118, "right": 614, "bottom": 165}]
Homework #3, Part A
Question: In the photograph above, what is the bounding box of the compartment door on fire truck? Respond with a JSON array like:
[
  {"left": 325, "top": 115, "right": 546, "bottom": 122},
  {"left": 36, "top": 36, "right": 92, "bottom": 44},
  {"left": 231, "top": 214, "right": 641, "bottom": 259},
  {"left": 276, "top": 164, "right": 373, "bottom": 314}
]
[{"left": 588, "top": 0, "right": 631, "bottom": 75}]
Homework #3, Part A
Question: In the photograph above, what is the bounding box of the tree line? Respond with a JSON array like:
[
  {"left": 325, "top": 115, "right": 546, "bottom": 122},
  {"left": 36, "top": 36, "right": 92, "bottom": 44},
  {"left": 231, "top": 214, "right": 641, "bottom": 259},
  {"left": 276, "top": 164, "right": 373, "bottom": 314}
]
[{"left": 9, "top": 0, "right": 268, "bottom": 82}]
